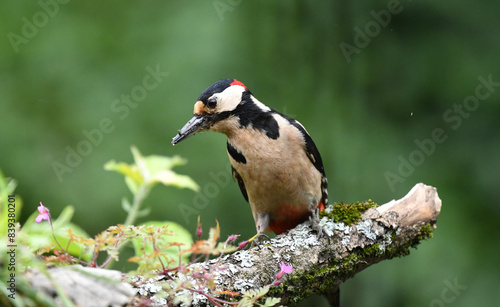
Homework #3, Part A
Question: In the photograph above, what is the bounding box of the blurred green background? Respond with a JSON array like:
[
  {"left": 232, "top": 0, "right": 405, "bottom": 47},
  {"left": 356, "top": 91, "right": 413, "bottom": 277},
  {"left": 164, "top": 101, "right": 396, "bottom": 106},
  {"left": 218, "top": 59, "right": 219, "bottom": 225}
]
[{"left": 1, "top": 1, "right": 499, "bottom": 306}]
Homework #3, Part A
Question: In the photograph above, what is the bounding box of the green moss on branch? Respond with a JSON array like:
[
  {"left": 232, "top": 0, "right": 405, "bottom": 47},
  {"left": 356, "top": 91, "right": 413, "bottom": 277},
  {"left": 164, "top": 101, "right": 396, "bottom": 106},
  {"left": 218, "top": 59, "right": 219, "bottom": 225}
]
[{"left": 320, "top": 200, "right": 378, "bottom": 225}]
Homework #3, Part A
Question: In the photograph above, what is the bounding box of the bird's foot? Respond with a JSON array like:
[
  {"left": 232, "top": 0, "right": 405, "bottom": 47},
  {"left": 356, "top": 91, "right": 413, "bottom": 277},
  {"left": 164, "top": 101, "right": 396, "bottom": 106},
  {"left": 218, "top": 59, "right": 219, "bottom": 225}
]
[
  {"left": 248, "top": 232, "right": 271, "bottom": 247},
  {"left": 309, "top": 208, "right": 325, "bottom": 239}
]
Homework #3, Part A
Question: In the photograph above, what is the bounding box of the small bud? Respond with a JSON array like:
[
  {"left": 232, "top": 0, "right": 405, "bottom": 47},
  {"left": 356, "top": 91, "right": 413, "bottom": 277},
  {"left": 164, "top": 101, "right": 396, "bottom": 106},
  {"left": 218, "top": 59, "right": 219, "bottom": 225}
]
[
  {"left": 224, "top": 234, "right": 241, "bottom": 249},
  {"left": 227, "top": 234, "right": 240, "bottom": 243},
  {"left": 196, "top": 215, "right": 202, "bottom": 239},
  {"left": 272, "top": 280, "right": 282, "bottom": 287},
  {"left": 238, "top": 240, "right": 249, "bottom": 249}
]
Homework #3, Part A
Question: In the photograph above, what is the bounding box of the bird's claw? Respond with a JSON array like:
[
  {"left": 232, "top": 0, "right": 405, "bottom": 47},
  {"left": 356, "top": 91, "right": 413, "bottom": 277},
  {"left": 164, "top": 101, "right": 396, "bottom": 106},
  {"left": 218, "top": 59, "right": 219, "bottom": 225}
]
[
  {"left": 309, "top": 208, "right": 325, "bottom": 239},
  {"left": 249, "top": 232, "right": 271, "bottom": 247}
]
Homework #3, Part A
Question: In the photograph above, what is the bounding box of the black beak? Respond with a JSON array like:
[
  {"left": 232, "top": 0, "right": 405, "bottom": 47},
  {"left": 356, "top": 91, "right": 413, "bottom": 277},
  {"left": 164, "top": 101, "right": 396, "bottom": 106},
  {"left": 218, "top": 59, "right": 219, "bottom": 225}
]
[{"left": 172, "top": 115, "right": 210, "bottom": 145}]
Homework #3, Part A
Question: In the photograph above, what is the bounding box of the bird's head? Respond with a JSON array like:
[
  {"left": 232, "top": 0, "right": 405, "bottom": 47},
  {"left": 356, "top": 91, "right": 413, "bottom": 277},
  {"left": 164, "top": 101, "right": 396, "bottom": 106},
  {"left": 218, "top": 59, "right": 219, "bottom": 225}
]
[{"left": 172, "top": 78, "right": 267, "bottom": 145}]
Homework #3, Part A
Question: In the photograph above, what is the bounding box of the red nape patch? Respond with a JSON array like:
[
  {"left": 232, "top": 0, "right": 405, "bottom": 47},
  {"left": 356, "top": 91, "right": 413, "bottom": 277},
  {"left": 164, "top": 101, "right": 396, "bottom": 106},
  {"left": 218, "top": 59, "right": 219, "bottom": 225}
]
[{"left": 230, "top": 79, "right": 247, "bottom": 90}]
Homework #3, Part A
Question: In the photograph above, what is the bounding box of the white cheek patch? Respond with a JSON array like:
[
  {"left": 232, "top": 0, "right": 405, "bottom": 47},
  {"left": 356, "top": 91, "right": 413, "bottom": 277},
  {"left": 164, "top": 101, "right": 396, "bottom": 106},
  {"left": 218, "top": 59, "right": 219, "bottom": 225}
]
[
  {"left": 216, "top": 85, "right": 246, "bottom": 112},
  {"left": 215, "top": 85, "right": 272, "bottom": 113}
]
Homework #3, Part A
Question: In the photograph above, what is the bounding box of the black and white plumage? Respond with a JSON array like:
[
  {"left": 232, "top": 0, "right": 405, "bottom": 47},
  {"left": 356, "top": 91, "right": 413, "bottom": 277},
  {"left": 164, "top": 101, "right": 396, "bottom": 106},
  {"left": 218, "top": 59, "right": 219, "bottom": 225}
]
[{"left": 172, "top": 79, "right": 328, "bottom": 235}]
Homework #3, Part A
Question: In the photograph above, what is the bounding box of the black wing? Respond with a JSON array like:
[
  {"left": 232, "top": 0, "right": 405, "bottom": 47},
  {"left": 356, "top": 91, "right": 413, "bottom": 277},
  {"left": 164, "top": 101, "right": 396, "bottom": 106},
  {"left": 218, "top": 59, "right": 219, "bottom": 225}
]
[
  {"left": 231, "top": 165, "right": 249, "bottom": 203},
  {"left": 283, "top": 114, "right": 329, "bottom": 206}
]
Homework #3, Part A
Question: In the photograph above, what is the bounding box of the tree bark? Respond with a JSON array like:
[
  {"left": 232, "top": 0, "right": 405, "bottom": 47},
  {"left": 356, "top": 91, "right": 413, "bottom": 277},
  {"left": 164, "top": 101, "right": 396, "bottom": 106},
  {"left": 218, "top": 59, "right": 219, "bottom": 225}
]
[
  {"left": 203, "top": 183, "right": 441, "bottom": 305},
  {"left": 25, "top": 183, "right": 441, "bottom": 306},
  {"left": 24, "top": 265, "right": 135, "bottom": 307}
]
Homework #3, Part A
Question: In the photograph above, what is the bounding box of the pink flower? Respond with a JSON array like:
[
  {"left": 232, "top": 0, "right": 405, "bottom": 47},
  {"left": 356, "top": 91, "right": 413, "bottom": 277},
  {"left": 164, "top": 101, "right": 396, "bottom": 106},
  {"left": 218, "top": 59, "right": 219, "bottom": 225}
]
[
  {"left": 276, "top": 263, "right": 293, "bottom": 280},
  {"left": 280, "top": 262, "right": 293, "bottom": 273},
  {"left": 35, "top": 202, "right": 50, "bottom": 223}
]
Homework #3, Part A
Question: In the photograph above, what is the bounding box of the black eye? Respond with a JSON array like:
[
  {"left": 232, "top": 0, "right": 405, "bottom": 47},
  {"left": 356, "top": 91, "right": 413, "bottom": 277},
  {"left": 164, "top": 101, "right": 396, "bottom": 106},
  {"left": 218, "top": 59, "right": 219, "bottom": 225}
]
[{"left": 207, "top": 97, "right": 217, "bottom": 109}]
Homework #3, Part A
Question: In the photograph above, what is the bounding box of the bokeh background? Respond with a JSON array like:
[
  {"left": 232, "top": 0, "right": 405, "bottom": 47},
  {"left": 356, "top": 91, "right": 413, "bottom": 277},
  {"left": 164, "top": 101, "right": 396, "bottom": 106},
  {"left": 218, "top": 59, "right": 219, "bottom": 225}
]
[{"left": 1, "top": 1, "right": 499, "bottom": 306}]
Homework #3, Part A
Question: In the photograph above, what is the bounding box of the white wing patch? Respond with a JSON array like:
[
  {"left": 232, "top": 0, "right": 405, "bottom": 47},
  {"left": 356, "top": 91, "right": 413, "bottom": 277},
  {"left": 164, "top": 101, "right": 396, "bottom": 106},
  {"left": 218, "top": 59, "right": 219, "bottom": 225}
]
[{"left": 250, "top": 96, "right": 271, "bottom": 112}]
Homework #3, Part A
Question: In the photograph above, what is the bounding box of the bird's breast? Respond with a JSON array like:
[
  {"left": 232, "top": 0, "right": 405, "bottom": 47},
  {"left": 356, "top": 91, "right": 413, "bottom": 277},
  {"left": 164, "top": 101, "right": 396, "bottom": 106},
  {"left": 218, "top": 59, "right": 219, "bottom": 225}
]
[{"left": 227, "top": 119, "right": 322, "bottom": 215}]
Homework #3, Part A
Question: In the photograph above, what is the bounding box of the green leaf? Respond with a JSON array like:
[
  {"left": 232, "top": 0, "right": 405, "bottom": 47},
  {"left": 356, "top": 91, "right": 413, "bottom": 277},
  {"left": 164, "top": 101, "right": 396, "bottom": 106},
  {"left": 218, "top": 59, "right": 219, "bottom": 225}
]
[
  {"left": 131, "top": 146, "right": 149, "bottom": 180},
  {"left": 121, "top": 197, "right": 132, "bottom": 213},
  {"left": 236, "top": 297, "right": 253, "bottom": 307},
  {"left": 216, "top": 242, "right": 238, "bottom": 254},
  {"left": 55, "top": 224, "right": 93, "bottom": 261},
  {"left": 52, "top": 205, "right": 75, "bottom": 229},
  {"left": 0, "top": 175, "right": 20, "bottom": 237},
  {"left": 133, "top": 146, "right": 199, "bottom": 191},
  {"left": 145, "top": 154, "right": 187, "bottom": 172},
  {"left": 105, "top": 146, "right": 199, "bottom": 193},
  {"left": 104, "top": 160, "right": 143, "bottom": 187},
  {"left": 125, "top": 176, "right": 139, "bottom": 195},
  {"left": 150, "top": 170, "right": 199, "bottom": 191},
  {"left": 21, "top": 205, "right": 92, "bottom": 261},
  {"left": 208, "top": 221, "right": 220, "bottom": 243},
  {"left": 22, "top": 205, "right": 74, "bottom": 232},
  {"left": 136, "top": 207, "right": 151, "bottom": 217},
  {"left": 5, "top": 178, "right": 17, "bottom": 195},
  {"left": 263, "top": 297, "right": 281, "bottom": 306},
  {"left": 131, "top": 221, "right": 193, "bottom": 268},
  {"left": 242, "top": 285, "right": 270, "bottom": 300}
]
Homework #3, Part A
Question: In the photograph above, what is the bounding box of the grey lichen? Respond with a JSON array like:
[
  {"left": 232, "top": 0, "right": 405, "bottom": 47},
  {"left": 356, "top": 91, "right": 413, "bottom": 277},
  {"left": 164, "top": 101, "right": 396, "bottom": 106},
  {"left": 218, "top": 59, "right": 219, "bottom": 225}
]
[
  {"left": 356, "top": 219, "right": 377, "bottom": 240},
  {"left": 233, "top": 250, "right": 254, "bottom": 268},
  {"left": 233, "top": 279, "right": 256, "bottom": 291},
  {"left": 129, "top": 183, "right": 441, "bottom": 306}
]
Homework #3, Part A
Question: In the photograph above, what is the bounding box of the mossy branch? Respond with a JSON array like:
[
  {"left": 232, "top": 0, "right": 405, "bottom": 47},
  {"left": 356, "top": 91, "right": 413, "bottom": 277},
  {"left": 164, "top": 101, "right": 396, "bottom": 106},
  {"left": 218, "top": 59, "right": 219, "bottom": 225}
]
[
  {"left": 205, "top": 183, "right": 441, "bottom": 305},
  {"left": 22, "top": 183, "right": 441, "bottom": 306}
]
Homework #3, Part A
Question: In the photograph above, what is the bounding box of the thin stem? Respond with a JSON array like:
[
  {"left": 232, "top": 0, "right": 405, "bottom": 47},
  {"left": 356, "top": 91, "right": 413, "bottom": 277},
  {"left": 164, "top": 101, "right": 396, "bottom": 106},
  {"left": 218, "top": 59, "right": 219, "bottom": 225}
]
[
  {"left": 99, "top": 254, "right": 114, "bottom": 269},
  {"left": 107, "top": 183, "right": 151, "bottom": 268},
  {"left": 48, "top": 218, "right": 65, "bottom": 252},
  {"left": 124, "top": 184, "right": 150, "bottom": 226},
  {"left": 101, "top": 229, "right": 130, "bottom": 269},
  {"left": 99, "top": 238, "right": 123, "bottom": 269},
  {"left": 47, "top": 216, "right": 89, "bottom": 266}
]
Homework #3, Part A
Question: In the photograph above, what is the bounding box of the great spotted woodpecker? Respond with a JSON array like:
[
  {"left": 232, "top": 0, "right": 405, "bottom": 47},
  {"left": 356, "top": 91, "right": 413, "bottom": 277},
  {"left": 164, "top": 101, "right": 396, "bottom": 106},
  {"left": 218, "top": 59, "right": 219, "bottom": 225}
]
[{"left": 172, "top": 79, "right": 328, "bottom": 238}]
